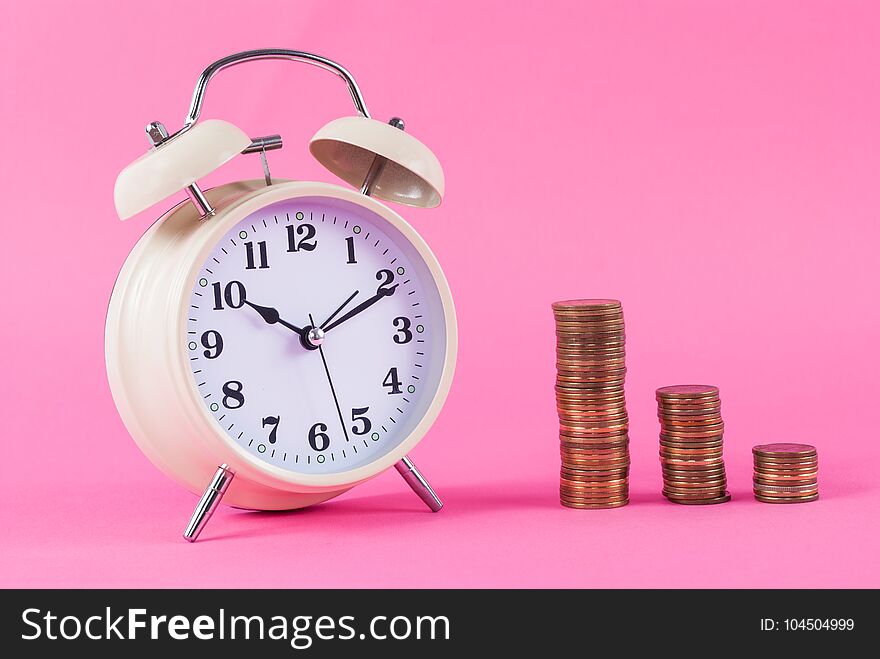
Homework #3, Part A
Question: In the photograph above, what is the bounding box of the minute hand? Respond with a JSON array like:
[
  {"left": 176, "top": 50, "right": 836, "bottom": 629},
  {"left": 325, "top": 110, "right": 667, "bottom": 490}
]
[{"left": 322, "top": 285, "right": 398, "bottom": 333}]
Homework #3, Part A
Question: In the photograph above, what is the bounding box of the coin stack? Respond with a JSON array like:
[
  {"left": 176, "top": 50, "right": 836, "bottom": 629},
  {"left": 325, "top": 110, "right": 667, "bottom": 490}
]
[
  {"left": 753, "top": 443, "right": 819, "bottom": 503},
  {"left": 656, "top": 385, "right": 730, "bottom": 505},
  {"left": 553, "top": 299, "right": 630, "bottom": 509}
]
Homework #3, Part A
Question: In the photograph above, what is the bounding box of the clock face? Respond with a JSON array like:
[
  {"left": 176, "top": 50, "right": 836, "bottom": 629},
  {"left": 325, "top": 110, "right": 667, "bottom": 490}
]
[{"left": 185, "top": 196, "right": 449, "bottom": 475}]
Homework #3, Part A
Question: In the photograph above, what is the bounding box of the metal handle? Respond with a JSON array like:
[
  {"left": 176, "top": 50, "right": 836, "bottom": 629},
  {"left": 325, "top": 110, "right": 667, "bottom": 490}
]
[{"left": 182, "top": 49, "right": 371, "bottom": 132}]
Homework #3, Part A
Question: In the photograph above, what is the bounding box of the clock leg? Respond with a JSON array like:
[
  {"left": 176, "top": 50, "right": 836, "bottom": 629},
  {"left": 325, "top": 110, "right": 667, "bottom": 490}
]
[
  {"left": 395, "top": 456, "right": 443, "bottom": 512},
  {"left": 183, "top": 464, "right": 235, "bottom": 542}
]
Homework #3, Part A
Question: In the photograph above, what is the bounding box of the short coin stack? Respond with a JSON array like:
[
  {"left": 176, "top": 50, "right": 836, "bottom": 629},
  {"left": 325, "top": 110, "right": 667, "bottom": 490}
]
[
  {"left": 553, "top": 299, "right": 630, "bottom": 509},
  {"left": 753, "top": 443, "right": 819, "bottom": 503},
  {"left": 656, "top": 385, "right": 730, "bottom": 505}
]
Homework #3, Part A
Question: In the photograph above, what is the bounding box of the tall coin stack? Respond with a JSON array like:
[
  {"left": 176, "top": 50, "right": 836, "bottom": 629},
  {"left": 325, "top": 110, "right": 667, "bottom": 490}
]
[
  {"left": 553, "top": 299, "right": 630, "bottom": 509},
  {"left": 656, "top": 385, "right": 731, "bottom": 505},
  {"left": 753, "top": 443, "right": 819, "bottom": 503}
]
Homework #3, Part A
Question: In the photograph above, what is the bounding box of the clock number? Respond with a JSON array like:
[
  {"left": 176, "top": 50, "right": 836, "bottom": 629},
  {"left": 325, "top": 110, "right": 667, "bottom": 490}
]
[
  {"left": 244, "top": 240, "right": 269, "bottom": 269},
  {"left": 345, "top": 236, "right": 357, "bottom": 264},
  {"left": 376, "top": 269, "right": 398, "bottom": 295},
  {"left": 308, "top": 422, "right": 330, "bottom": 451},
  {"left": 351, "top": 407, "right": 372, "bottom": 435},
  {"left": 221, "top": 380, "right": 245, "bottom": 409},
  {"left": 212, "top": 281, "right": 246, "bottom": 310},
  {"left": 262, "top": 415, "right": 280, "bottom": 444},
  {"left": 392, "top": 317, "right": 413, "bottom": 344},
  {"left": 200, "top": 330, "right": 224, "bottom": 359},
  {"left": 286, "top": 223, "right": 317, "bottom": 252},
  {"left": 382, "top": 367, "right": 403, "bottom": 395}
]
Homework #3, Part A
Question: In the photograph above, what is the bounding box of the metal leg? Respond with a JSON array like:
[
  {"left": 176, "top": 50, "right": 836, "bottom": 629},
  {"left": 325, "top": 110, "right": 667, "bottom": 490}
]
[
  {"left": 183, "top": 464, "right": 235, "bottom": 542},
  {"left": 395, "top": 456, "right": 443, "bottom": 512}
]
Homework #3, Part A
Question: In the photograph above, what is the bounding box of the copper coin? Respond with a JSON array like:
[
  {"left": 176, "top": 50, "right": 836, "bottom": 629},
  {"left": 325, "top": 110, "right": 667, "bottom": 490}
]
[
  {"left": 753, "top": 461, "right": 818, "bottom": 470},
  {"left": 666, "top": 492, "right": 731, "bottom": 505},
  {"left": 553, "top": 298, "right": 622, "bottom": 309},
  {"left": 754, "top": 493, "right": 818, "bottom": 504},
  {"left": 753, "top": 471, "right": 818, "bottom": 481},
  {"left": 754, "top": 484, "right": 818, "bottom": 492},
  {"left": 752, "top": 443, "right": 816, "bottom": 456},
  {"left": 560, "top": 467, "right": 629, "bottom": 478},
  {"left": 663, "top": 466, "right": 727, "bottom": 477},
  {"left": 560, "top": 438, "right": 630, "bottom": 448},
  {"left": 664, "top": 480, "right": 729, "bottom": 490},
  {"left": 662, "top": 464, "right": 726, "bottom": 474},
  {"left": 560, "top": 500, "right": 628, "bottom": 509},
  {"left": 560, "top": 490, "right": 629, "bottom": 501},
  {"left": 661, "top": 459, "right": 725, "bottom": 470},
  {"left": 660, "top": 439, "right": 724, "bottom": 450},
  {"left": 753, "top": 457, "right": 818, "bottom": 465},
  {"left": 656, "top": 385, "right": 719, "bottom": 398},
  {"left": 561, "top": 483, "right": 629, "bottom": 494},
  {"left": 657, "top": 397, "right": 720, "bottom": 406},
  {"left": 660, "top": 426, "right": 724, "bottom": 434}
]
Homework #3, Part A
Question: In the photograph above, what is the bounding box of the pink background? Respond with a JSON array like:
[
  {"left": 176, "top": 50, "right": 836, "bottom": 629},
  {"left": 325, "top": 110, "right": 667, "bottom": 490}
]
[{"left": 2, "top": 0, "right": 879, "bottom": 588}]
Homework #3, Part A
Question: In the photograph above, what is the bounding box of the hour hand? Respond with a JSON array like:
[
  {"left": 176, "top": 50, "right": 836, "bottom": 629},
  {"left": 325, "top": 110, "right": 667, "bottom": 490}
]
[{"left": 244, "top": 300, "right": 305, "bottom": 335}]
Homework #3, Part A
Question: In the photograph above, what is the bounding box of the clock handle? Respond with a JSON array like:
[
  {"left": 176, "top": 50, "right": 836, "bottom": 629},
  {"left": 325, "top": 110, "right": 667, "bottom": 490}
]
[
  {"left": 395, "top": 456, "right": 443, "bottom": 512},
  {"left": 183, "top": 464, "right": 235, "bottom": 542},
  {"left": 176, "top": 49, "right": 370, "bottom": 140}
]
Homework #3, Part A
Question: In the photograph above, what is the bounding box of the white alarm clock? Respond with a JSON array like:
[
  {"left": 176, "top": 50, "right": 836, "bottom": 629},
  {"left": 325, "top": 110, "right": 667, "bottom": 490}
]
[{"left": 106, "top": 49, "right": 457, "bottom": 541}]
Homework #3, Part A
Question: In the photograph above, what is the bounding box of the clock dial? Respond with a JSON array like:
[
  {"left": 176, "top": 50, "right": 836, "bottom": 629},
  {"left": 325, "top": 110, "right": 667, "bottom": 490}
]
[{"left": 185, "top": 196, "right": 448, "bottom": 474}]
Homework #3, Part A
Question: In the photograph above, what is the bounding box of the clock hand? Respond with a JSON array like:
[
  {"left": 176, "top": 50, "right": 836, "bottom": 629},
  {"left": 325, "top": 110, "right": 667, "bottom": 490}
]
[
  {"left": 243, "top": 300, "right": 306, "bottom": 336},
  {"left": 319, "top": 289, "right": 359, "bottom": 329},
  {"left": 310, "top": 314, "right": 350, "bottom": 443},
  {"left": 322, "top": 285, "right": 398, "bottom": 333}
]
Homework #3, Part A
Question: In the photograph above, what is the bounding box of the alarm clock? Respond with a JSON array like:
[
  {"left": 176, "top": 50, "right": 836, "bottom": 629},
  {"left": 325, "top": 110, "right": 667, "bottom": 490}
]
[{"left": 105, "top": 49, "right": 456, "bottom": 541}]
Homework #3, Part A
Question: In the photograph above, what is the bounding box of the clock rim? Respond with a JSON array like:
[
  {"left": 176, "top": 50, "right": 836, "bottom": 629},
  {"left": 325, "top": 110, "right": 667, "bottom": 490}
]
[{"left": 175, "top": 181, "right": 457, "bottom": 491}]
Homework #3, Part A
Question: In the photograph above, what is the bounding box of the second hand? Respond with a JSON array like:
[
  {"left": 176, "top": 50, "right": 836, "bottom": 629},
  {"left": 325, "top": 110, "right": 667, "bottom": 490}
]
[{"left": 310, "top": 313, "right": 350, "bottom": 443}]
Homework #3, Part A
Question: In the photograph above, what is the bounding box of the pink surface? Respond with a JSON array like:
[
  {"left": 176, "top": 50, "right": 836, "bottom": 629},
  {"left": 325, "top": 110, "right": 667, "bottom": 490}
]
[{"left": 2, "top": 1, "right": 879, "bottom": 588}]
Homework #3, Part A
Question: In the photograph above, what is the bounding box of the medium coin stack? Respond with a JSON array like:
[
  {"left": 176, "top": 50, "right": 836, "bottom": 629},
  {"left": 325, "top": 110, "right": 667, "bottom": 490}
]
[
  {"left": 753, "top": 443, "right": 819, "bottom": 503},
  {"left": 656, "top": 385, "right": 730, "bottom": 505},
  {"left": 553, "top": 299, "right": 630, "bottom": 509}
]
